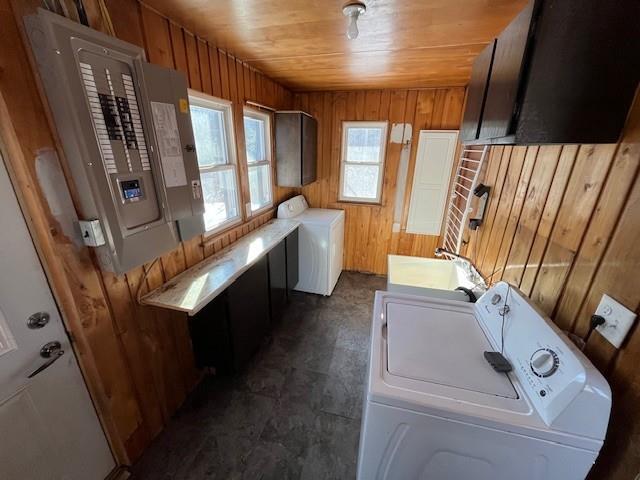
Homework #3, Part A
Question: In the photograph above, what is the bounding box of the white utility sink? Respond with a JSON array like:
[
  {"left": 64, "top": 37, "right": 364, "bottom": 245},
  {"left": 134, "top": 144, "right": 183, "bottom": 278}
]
[{"left": 387, "top": 254, "right": 484, "bottom": 302}]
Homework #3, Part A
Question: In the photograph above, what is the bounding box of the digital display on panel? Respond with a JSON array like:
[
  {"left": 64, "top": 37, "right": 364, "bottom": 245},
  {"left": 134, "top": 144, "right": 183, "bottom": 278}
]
[{"left": 120, "top": 179, "right": 142, "bottom": 200}]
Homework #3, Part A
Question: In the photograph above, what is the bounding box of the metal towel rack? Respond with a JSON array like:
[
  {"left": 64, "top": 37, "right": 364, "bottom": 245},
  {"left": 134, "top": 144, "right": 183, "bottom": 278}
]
[{"left": 441, "top": 145, "right": 489, "bottom": 254}]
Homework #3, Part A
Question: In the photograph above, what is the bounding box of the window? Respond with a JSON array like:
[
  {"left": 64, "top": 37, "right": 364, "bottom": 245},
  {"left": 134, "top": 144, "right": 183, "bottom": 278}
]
[
  {"left": 189, "top": 90, "right": 241, "bottom": 234},
  {"left": 243, "top": 107, "right": 273, "bottom": 212},
  {"left": 339, "top": 121, "right": 388, "bottom": 203}
]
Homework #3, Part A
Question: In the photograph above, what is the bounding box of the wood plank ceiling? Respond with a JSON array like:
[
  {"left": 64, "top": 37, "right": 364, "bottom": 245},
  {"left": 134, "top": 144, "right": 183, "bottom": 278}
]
[{"left": 142, "top": 0, "right": 528, "bottom": 91}]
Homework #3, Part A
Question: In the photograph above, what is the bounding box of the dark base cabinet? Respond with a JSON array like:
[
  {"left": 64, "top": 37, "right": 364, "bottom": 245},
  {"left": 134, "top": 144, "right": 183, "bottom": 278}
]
[
  {"left": 268, "top": 227, "right": 299, "bottom": 323},
  {"left": 189, "top": 291, "right": 232, "bottom": 372},
  {"left": 268, "top": 239, "right": 287, "bottom": 323},
  {"left": 189, "top": 256, "right": 270, "bottom": 374},
  {"left": 227, "top": 255, "right": 270, "bottom": 370},
  {"left": 286, "top": 228, "right": 299, "bottom": 293},
  {"left": 189, "top": 229, "right": 299, "bottom": 374}
]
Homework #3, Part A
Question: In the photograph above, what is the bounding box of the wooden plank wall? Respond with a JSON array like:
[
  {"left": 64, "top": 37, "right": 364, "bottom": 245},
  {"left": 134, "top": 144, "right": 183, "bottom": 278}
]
[
  {"left": 295, "top": 87, "right": 466, "bottom": 274},
  {"left": 2, "top": 0, "right": 296, "bottom": 464},
  {"left": 461, "top": 95, "right": 640, "bottom": 480}
]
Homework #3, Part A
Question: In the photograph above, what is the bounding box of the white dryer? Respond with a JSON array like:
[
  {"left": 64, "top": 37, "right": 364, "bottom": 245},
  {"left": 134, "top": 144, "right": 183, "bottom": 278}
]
[
  {"left": 358, "top": 282, "right": 611, "bottom": 480},
  {"left": 277, "top": 195, "right": 344, "bottom": 296}
]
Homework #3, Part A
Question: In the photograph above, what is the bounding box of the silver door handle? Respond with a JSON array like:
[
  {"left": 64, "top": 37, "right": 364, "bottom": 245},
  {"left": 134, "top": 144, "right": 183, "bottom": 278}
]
[
  {"left": 27, "top": 311, "right": 50, "bottom": 329},
  {"left": 27, "top": 341, "right": 65, "bottom": 379}
]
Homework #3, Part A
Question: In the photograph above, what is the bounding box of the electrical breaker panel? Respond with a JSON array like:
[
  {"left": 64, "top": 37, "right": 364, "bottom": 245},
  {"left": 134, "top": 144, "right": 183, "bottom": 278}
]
[{"left": 25, "top": 9, "right": 204, "bottom": 274}]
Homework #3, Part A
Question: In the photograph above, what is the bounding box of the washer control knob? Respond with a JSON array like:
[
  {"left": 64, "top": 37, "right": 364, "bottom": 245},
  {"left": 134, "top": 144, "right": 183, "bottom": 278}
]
[
  {"left": 530, "top": 349, "right": 560, "bottom": 378},
  {"left": 491, "top": 294, "right": 502, "bottom": 305}
]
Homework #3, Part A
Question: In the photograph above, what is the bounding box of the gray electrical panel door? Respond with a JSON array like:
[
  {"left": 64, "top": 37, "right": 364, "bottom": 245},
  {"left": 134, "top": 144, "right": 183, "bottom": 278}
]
[
  {"left": 24, "top": 9, "right": 204, "bottom": 274},
  {"left": 140, "top": 62, "right": 204, "bottom": 221}
]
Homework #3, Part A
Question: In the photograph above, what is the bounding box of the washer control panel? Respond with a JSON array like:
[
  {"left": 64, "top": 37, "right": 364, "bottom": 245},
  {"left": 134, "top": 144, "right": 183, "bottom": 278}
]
[
  {"left": 476, "top": 282, "right": 587, "bottom": 426},
  {"left": 530, "top": 348, "right": 559, "bottom": 378}
]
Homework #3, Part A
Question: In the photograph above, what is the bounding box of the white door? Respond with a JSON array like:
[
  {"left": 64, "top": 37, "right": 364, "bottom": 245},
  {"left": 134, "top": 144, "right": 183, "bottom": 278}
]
[
  {"left": 0, "top": 153, "right": 115, "bottom": 480},
  {"left": 406, "top": 130, "right": 459, "bottom": 235}
]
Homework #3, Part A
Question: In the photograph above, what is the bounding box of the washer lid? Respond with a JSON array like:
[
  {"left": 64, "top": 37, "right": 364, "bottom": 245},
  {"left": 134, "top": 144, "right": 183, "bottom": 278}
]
[
  {"left": 386, "top": 301, "right": 518, "bottom": 399},
  {"left": 297, "top": 208, "right": 344, "bottom": 226}
]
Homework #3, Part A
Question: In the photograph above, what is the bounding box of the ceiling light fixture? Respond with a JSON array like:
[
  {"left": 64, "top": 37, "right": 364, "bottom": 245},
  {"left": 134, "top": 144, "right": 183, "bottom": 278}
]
[{"left": 342, "top": 1, "right": 366, "bottom": 40}]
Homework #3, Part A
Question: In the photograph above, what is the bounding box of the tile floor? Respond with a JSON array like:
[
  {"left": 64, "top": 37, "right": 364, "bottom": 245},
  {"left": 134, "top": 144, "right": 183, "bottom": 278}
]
[{"left": 131, "top": 272, "right": 386, "bottom": 480}]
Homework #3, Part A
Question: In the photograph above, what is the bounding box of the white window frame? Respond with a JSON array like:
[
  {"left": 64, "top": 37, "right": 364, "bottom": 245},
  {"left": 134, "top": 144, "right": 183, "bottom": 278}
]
[
  {"left": 188, "top": 89, "right": 242, "bottom": 236},
  {"left": 339, "top": 121, "right": 388, "bottom": 204},
  {"left": 243, "top": 106, "right": 274, "bottom": 214}
]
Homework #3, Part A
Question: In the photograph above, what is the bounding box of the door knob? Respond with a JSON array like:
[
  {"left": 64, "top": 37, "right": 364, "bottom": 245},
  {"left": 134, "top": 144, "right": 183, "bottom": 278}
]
[
  {"left": 27, "top": 311, "right": 50, "bottom": 329},
  {"left": 27, "top": 341, "right": 65, "bottom": 378}
]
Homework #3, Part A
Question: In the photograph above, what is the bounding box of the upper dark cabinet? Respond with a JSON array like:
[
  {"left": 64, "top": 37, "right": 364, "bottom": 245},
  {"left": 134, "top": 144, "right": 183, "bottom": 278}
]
[
  {"left": 275, "top": 111, "right": 317, "bottom": 186},
  {"left": 460, "top": 40, "right": 496, "bottom": 142},
  {"left": 480, "top": 0, "right": 534, "bottom": 141},
  {"left": 462, "top": 0, "right": 640, "bottom": 145}
]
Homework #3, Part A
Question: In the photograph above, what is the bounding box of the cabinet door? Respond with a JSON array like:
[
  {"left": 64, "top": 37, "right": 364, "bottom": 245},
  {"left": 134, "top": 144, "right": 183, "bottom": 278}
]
[
  {"left": 275, "top": 113, "right": 302, "bottom": 187},
  {"left": 460, "top": 41, "right": 496, "bottom": 142},
  {"left": 301, "top": 115, "right": 317, "bottom": 185},
  {"left": 286, "top": 228, "right": 299, "bottom": 292},
  {"left": 268, "top": 239, "right": 287, "bottom": 322},
  {"left": 479, "top": 0, "right": 535, "bottom": 140},
  {"left": 227, "top": 256, "right": 270, "bottom": 371},
  {"left": 515, "top": 0, "right": 640, "bottom": 144},
  {"left": 188, "top": 291, "right": 232, "bottom": 371}
]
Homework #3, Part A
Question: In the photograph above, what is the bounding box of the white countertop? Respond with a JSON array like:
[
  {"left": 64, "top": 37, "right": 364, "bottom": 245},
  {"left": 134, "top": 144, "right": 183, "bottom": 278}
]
[{"left": 141, "top": 219, "right": 300, "bottom": 316}]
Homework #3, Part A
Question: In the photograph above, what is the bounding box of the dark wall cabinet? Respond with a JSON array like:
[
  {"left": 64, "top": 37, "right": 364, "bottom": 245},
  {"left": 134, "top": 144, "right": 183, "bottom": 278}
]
[
  {"left": 460, "top": 41, "right": 496, "bottom": 142},
  {"left": 190, "top": 229, "right": 299, "bottom": 373},
  {"left": 461, "top": 0, "right": 640, "bottom": 145},
  {"left": 275, "top": 111, "right": 317, "bottom": 186}
]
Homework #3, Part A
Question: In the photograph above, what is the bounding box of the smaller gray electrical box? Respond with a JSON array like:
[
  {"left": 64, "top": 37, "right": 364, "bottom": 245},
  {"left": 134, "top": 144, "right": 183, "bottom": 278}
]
[
  {"left": 78, "top": 219, "right": 106, "bottom": 247},
  {"left": 25, "top": 9, "right": 204, "bottom": 274}
]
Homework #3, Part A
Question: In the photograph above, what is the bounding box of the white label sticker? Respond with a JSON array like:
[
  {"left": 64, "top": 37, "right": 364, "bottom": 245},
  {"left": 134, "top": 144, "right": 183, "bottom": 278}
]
[{"left": 151, "top": 102, "right": 187, "bottom": 187}]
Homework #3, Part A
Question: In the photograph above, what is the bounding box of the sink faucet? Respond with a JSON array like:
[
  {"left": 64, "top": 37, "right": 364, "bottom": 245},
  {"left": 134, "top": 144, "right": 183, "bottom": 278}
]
[
  {"left": 434, "top": 247, "right": 473, "bottom": 264},
  {"left": 434, "top": 247, "right": 483, "bottom": 287}
]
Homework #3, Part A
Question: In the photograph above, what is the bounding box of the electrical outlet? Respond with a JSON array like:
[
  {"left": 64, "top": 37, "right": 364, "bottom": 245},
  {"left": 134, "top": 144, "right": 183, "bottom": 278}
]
[{"left": 594, "top": 294, "right": 636, "bottom": 348}]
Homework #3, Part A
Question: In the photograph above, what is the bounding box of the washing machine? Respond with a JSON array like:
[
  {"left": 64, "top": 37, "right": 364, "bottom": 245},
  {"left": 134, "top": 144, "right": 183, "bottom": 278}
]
[
  {"left": 277, "top": 195, "right": 344, "bottom": 296},
  {"left": 357, "top": 281, "right": 611, "bottom": 480}
]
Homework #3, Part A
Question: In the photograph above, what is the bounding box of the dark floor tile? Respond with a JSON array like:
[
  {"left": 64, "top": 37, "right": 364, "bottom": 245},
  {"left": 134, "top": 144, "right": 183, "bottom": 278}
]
[
  {"left": 289, "top": 340, "right": 336, "bottom": 375},
  {"left": 131, "top": 422, "right": 210, "bottom": 479},
  {"left": 335, "top": 325, "right": 370, "bottom": 354},
  {"left": 178, "top": 433, "right": 254, "bottom": 480},
  {"left": 259, "top": 400, "right": 317, "bottom": 457},
  {"left": 250, "top": 335, "right": 297, "bottom": 372},
  {"left": 301, "top": 412, "right": 361, "bottom": 480},
  {"left": 274, "top": 308, "right": 318, "bottom": 340},
  {"left": 234, "top": 363, "right": 288, "bottom": 399},
  {"left": 279, "top": 368, "right": 329, "bottom": 408},
  {"left": 210, "top": 390, "right": 277, "bottom": 440},
  {"left": 323, "top": 346, "right": 368, "bottom": 421},
  {"left": 241, "top": 440, "right": 305, "bottom": 480},
  {"left": 320, "top": 375, "right": 366, "bottom": 420},
  {"left": 330, "top": 273, "right": 386, "bottom": 306},
  {"left": 328, "top": 347, "right": 368, "bottom": 381}
]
